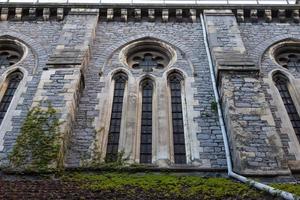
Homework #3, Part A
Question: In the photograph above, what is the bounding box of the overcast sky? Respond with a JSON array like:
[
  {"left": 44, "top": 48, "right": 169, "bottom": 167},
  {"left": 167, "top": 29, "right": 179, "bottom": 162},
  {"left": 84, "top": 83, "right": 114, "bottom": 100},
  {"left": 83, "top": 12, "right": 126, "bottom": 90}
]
[{"left": 0, "top": 0, "right": 296, "bottom": 4}]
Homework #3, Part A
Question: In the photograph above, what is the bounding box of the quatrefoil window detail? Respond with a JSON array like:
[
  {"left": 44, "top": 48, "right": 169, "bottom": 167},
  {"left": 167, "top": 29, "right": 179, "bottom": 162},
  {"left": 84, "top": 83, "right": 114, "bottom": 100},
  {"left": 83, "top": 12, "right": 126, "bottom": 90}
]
[
  {"left": 124, "top": 40, "right": 174, "bottom": 72},
  {"left": 131, "top": 53, "right": 165, "bottom": 72},
  {"left": 0, "top": 40, "right": 24, "bottom": 69},
  {"left": 274, "top": 43, "right": 300, "bottom": 72},
  {"left": 0, "top": 50, "right": 21, "bottom": 69}
]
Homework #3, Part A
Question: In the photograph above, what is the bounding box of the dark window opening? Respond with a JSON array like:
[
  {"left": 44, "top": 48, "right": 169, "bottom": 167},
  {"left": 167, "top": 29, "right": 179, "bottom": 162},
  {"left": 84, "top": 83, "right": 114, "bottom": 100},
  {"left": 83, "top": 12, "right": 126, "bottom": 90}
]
[
  {"left": 169, "top": 74, "right": 186, "bottom": 164},
  {"left": 274, "top": 74, "right": 300, "bottom": 142},
  {"left": 106, "top": 73, "right": 127, "bottom": 162},
  {"left": 0, "top": 71, "right": 23, "bottom": 125},
  {"left": 140, "top": 80, "right": 153, "bottom": 164}
]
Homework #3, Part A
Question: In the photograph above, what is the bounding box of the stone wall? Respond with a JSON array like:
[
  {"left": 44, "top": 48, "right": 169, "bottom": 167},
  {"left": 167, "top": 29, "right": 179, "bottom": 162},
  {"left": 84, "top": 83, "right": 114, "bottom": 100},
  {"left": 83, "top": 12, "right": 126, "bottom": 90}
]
[
  {"left": 239, "top": 22, "right": 300, "bottom": 171},
  {"left": 7, "top": 7, "right": 300, "bottom": 174},
  {"left": 0, "top": 20, "right": 63, "bottom": 165},
  {"left": 205, "top": 10, "right": 290, "bottom": 175},
  {"left": 65, "top": 20, "right": 226, "bottom": 169},
  {"left": 0, "top": 9, "right": 99, "bottom": 167}
]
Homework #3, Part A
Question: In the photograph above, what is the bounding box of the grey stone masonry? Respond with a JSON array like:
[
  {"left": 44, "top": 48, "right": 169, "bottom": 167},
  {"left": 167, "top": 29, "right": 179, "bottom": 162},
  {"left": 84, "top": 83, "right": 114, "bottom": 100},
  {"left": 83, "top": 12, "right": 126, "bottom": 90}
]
[
  {"left": 65, "top": 20, "right": 227, "bottom": 169},
  {"left": 204, "top": 10, "right": 257, "bottom": 76},
  {"left": 239, "top": 22, "right": 300, "bottom": 171},
  {"left": 32, "top": 8, "right": 99, "bottom": 167},
  {"left": 219, "top": 71, "right": 289, "bottom": 175},
  {"left": 205, "top": 9, "right": 290, "bottom": 175},
  {"left": 0, "top": 21, "right": 64, "bottom": 166}
]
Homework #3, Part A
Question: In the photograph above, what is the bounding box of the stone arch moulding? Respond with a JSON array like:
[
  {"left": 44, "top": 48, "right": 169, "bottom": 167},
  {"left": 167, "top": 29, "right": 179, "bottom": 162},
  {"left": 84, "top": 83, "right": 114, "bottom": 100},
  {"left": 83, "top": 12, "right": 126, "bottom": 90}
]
[
  {"left": 256, "top": 35, "right": 300, "bottom": 68},
  {"left": 0, "top": 67, "right": 28, "bottom": 151},
  {"left": 0, "top": 33, "right": 47, "bottom": 74},
  {"left": 98, "top": 35, "right": 196, "bottom": 75},
  {"left": 93, "top": 68, "right": 131, "bottom": 162}
]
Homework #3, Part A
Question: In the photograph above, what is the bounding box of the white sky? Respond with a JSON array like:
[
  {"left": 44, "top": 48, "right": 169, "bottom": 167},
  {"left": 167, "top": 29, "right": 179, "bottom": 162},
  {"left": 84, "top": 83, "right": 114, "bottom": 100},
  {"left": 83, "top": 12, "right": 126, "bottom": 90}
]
[{"left": 0, "top": 0, "right": 296, "bottom": 4}]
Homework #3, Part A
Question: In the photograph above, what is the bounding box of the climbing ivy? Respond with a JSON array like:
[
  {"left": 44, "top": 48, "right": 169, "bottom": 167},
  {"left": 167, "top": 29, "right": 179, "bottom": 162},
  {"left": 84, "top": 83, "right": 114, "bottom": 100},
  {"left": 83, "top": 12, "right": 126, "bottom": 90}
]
[
  {"left": 9, "top": 104, "right": 61, "bottom": 171},
  {"left": 211, "top": 101, "right": 218, "bottom": 113}
]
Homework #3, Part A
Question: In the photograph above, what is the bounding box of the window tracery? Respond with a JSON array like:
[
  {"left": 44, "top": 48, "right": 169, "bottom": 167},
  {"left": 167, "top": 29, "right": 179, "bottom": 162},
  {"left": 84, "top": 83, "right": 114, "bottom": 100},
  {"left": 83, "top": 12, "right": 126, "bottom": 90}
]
[
  {"left": 0, "top": 41, "right": 24, "bottom": 69},
  {"left": 129, "top": 51, "right": 168, "bottom": 72},
  {"left": 274, "top": 44, "right": 300, "bottom": 71},
  {"left": 121, "top": 39, "right": 176, "bottom": 72}
]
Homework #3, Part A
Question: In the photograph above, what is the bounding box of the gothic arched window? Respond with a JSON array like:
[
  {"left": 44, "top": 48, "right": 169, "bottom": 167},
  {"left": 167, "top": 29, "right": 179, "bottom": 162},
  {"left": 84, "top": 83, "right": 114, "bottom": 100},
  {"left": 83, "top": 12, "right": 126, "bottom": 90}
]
[
  {"left": 106, "top": 73, "right": 127, "bottom": 162},
  {"left": 274, "top": 74, "right": 300, "bottom": 142},
  {"left": 0, "top": 71, "right": 23, "bottom": 125},
  {"left": 169, "top": 73, "right": 186, "bottom": 164},
  {"left": 140, "top": 80, "right": 153, "bottom": 164}
]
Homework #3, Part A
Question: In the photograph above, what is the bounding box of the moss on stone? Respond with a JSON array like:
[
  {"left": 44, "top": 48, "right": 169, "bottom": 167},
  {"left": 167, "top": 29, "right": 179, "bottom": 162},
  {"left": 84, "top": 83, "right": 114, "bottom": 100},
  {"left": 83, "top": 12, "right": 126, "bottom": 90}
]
[
  {"left": 63, "top": 172, "right": 267, "bottom": 199},
  {"left": 271, "top": 183, "right": 300, "bottom": 197}
]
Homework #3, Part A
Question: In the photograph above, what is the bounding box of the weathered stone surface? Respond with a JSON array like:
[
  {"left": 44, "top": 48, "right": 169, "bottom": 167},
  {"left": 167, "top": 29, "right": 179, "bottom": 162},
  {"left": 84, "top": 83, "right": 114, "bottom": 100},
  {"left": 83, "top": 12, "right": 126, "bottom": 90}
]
[
  {"left": 0, "top": 3, "right": 300, "bottom": 176},
  {"left": 219, "top": 72, "right": 289, "bottom": 175},
  {"left": 239, "top": 21, "right": 300, "bottom": 171},
  {"left": 0, "top": 21, "right": 64, "bottom": 165},
  {"left": 65, "top": 21, "right": 226, "bottom": 169}
]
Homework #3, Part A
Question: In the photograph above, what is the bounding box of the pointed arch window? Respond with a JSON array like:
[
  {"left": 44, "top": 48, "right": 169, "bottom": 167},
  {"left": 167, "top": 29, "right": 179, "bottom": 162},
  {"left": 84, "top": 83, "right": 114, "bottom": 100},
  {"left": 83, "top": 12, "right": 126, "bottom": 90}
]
[
  {"left": 106, "top": 73, "right": 127, "bottom": 162},
  {"left": 169, "top": 73, "right": 186, "bottom": 164},
  {"left": 140, "top": 80, "right": 153, "bottom": 164},
  {"left": 274, "top": 74, "right": 300, "bottom": 142},
  {"left": 0, "top": 71, "right": 23, "bottom": 125}
]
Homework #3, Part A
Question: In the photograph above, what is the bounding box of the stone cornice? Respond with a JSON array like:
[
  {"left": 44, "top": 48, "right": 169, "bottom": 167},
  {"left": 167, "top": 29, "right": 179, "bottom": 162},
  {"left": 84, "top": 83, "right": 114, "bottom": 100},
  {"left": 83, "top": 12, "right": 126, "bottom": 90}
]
[{"left": 0, "top": 4, "right": 299, "bottom": 22}]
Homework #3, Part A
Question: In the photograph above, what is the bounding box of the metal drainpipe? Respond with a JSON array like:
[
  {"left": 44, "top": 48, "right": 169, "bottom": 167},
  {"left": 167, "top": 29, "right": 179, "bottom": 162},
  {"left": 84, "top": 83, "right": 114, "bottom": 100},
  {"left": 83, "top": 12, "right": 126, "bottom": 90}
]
[{"left": 200, "top": 13, "right": 298, "bottom": 200}]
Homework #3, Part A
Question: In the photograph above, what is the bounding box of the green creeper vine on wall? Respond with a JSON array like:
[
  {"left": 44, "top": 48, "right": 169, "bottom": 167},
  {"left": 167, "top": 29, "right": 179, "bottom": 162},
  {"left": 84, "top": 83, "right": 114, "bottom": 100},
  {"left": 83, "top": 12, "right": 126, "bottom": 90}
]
[{"left": 9, "top": 104, "right": 61, "bottom": 171}]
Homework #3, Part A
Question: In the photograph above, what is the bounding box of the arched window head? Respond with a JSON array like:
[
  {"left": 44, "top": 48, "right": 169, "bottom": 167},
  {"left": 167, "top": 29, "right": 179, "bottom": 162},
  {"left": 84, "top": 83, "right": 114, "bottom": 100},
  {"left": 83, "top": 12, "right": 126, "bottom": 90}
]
[
  {"left": 106, "top": 72, "right": 127, "bottom": 162},
  {"left": 274, "top": 43, "right": 300, "bottom": 71},
  {"left": 0, "top": 39, "right": 25, "bottom": 69},
  {"left": 140, "top": 79, "right": 153, "bottom": 164},
  {"left": 0, "top": 70, "right": 23, "bottom": 125},
  {"left": 121, "top": 39, "right": 176, "bottom": 72},
  {"left": 168, "top": 73, "right": 186, "bottom": 164},
  {"left": 273, "top": 73, "right": 300, "bottom": 142}
]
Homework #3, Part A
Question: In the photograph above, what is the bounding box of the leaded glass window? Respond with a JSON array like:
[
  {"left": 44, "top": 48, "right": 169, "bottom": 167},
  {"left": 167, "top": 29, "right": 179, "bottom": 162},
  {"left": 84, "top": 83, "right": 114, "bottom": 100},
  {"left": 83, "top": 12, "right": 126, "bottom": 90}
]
[
  {"left": 0, "top": 71, "right": 23, "bottom": 125},
  {"left": 140, "top": 80, "right": 153, "bottom": 164},
  {"left": 274, "top": 74, "right": 300, "bottom": 142},
  {"left": 169, "top": 74, "right": 186, "bottom": 164},
  {"left": 106, "top": 73, "right": 127, "bottom": 162}
]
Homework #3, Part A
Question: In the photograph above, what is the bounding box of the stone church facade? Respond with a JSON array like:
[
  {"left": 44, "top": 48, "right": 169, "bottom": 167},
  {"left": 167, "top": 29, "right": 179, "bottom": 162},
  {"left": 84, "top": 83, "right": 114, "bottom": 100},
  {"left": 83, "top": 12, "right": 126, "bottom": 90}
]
[{"left": 0, "top": 3, "right": 300, "bottom": 177}]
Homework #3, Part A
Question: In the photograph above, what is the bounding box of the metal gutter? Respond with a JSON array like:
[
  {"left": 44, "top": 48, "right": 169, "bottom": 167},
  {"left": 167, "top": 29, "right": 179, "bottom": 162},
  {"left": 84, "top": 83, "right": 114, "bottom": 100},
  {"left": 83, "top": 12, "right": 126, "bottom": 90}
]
[{"left": 200, "top": 12, "right": 299, "bottom": 200}]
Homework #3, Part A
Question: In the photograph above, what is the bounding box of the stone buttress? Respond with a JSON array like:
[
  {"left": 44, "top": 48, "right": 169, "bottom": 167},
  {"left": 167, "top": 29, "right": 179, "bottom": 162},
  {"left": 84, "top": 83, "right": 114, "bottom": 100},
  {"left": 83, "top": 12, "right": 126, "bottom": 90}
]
[
  {"left": 204, "top": 10, "right": 290, "bottom": 175},
  {"left": 31, "top": 9, "right": 99, "bottom": 166}
]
